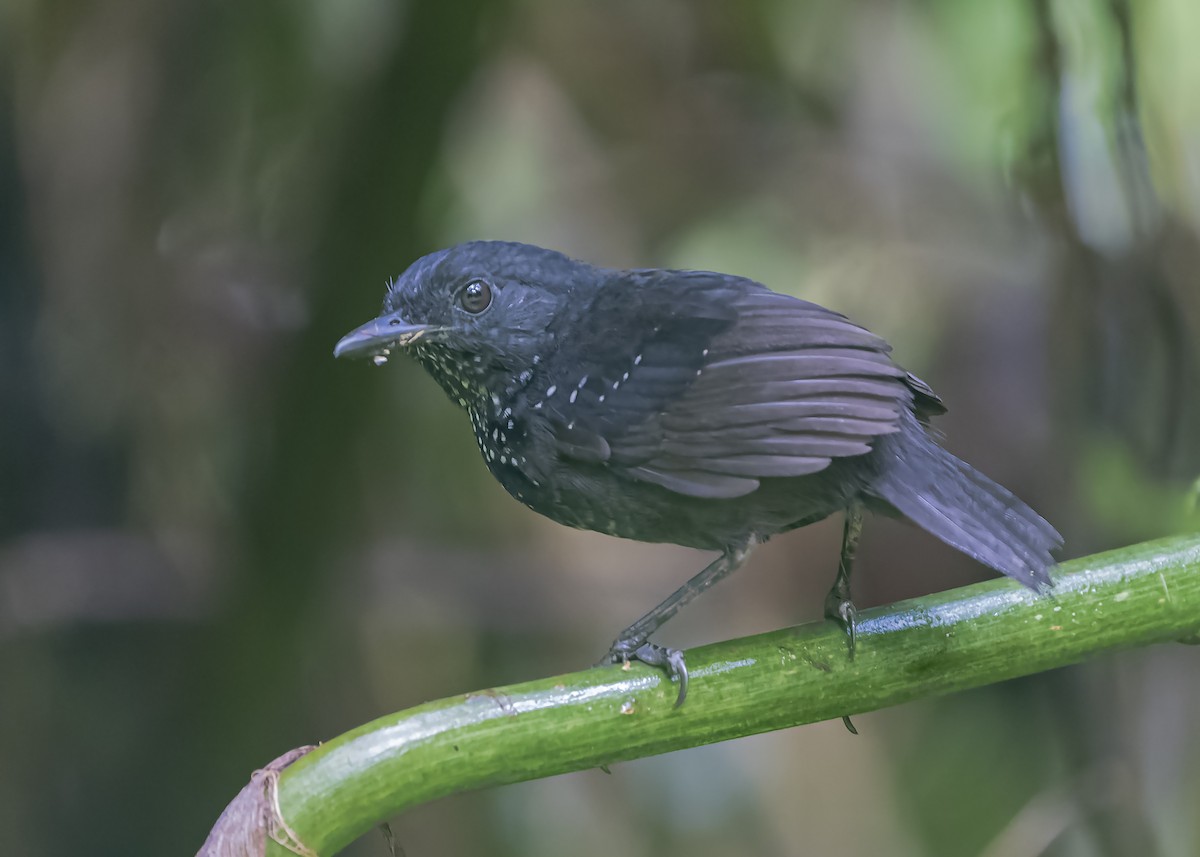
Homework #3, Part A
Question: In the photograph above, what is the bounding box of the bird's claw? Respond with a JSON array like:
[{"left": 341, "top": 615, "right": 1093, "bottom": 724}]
[
  {"left": 605, "top": 640, "right": 689, "bottom": 707},
  {"left": 824, "top": 591, "right": 858, "bottom": 659}
]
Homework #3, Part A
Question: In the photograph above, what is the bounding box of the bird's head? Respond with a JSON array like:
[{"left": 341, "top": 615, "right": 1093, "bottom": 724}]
[{"left": 335, "top": 241, "right": 589, "bottom": 406}]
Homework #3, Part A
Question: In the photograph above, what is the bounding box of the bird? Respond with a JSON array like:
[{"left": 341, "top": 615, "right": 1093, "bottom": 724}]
[{"left": 335, "top": 240, "right": 1062, "bottom": 705}]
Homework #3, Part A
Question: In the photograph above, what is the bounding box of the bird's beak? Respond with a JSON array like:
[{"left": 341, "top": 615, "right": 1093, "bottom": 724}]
[{"left": 333, "top": 311, "right": 431, "bottom": 359}]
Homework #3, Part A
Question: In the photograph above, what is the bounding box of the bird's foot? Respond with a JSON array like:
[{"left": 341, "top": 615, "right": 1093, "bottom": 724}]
[
  {"left": 824, "top": 572, "right": 860, "bottom": 732},
  {"left": 605, "top": 638, "right": 689, "bottom": 707},
  {"left": 824, "top": 589, "right": 858, "bottom": 660}
]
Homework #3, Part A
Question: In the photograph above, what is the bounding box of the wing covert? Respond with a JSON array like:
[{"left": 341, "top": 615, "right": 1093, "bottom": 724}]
[{"left": 533, "top": 272, "right": 917, "bottom": 498}]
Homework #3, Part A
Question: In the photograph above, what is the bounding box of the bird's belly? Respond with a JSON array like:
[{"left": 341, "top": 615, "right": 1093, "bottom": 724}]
[{"left": 494, "top": 459, "right": 863, "bottom": 551}]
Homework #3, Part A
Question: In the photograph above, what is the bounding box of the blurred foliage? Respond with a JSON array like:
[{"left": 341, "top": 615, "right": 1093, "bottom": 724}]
[{"left": 0, "top": 1, "right": 1198, "bottom": 855}]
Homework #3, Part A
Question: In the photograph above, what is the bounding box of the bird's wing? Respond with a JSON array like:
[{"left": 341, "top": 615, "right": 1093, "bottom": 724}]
[{"left": 534, "top": 271, "right": 916, "bottom": 499}]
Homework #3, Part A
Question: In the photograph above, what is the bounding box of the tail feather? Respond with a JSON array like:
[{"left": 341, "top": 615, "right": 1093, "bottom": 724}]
[
  {"left": 954, "top": 455, "right": 1062, "bottom": 564},
  {"left": 870, "top": 413, "right": 1062, "bottom": 589}
]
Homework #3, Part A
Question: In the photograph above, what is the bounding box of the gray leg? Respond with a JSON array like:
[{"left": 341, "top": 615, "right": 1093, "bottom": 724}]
[
  {"left": 607, "top": 534, "right": 758, "bottom": 706},
  {"left": 824, "top": 503, "right": 863, "bottom": 658},
  {"left": 825, "top": 503, "right": 864, "bottom": 734}
]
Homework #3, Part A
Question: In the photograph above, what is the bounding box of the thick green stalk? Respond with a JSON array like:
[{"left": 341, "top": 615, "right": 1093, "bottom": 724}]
[{"left": 265, "top": 536, "right": 1200, "bottom": 856}]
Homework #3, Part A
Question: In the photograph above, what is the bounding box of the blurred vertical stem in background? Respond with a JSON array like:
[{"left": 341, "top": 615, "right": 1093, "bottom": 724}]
[
  {"left": 190, "top": 0, "right": 504, "bottom": 833},
  {"left": 1027, "top": 0, "right": 1200, "bottom": 497}
]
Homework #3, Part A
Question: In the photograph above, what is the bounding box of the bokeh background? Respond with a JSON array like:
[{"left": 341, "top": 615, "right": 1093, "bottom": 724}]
[{"left": 3, "top": 1, "right": 1200, "bottom": 855}]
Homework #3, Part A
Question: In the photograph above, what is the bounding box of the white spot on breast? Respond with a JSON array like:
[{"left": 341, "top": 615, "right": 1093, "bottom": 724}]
[
  {"left": 598, "top": 394, "right": 605, "bottom": 402},
  {"left": 546, "top": 385, "right": 557, "bottom": 397},
  {"left": 634, "top": 353, "right": 642, "bottom": 365},
  {"left": 533, "top": 401, "right": 543, "bottom": 409},
  {"left": 577, "top": 375, "right": 588, "bottom": 388},
  {"left": 569, "top": 389, "right": 578, "bottom": 403}
]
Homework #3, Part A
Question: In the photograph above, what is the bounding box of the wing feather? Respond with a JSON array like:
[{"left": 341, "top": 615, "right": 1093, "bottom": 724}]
[
  {"left": 536, "top": 273, "right": 922, "bottom": 498},
  {"left": 667, "top": 454, "right": 836, "bottom": 477},
  {"left": 628, "top": 465, "right": 761, "bottom": 499}
]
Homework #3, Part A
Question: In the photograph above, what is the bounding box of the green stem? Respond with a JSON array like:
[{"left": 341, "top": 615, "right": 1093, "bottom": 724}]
[{"left": 267, "top": 535, "right": 1200, "bottom": 856}]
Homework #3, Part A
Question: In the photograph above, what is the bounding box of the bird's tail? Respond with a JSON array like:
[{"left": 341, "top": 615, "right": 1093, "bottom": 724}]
[{"left": 868, "top": 413, "right": 1062, "bottom": 589}]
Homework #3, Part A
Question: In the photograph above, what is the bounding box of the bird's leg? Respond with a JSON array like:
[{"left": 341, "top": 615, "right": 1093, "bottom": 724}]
[
  {"left": 606, "top": 534, "right": 758, "bottom": 706},
  {"left": 824, "top": 502, "right": 864, "bottom": 658}
]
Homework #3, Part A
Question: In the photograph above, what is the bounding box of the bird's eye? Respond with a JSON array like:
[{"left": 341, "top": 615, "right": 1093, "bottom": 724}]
[{"left": 460, "top": 280, "right": 493, "bottom": 314}]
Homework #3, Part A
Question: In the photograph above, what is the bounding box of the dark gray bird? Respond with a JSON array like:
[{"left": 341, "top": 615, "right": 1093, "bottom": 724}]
[{"left": 336, "top": 241, "right": 1061, "bottom": 704}]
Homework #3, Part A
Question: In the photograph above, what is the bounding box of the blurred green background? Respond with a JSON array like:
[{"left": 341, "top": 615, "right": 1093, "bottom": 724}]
[{"left": 2, "top": 1, "right": 1199, "bottom": 855}]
